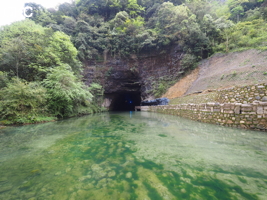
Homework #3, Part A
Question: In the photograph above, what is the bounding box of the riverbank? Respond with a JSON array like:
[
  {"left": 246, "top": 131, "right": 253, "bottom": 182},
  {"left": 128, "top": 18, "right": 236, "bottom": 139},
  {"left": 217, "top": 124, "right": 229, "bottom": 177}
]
[
  {"left": 142, "top": 101, "right": 267, "bottom": 131},
  {"left": 0, "top": 108, "right": 107, "bottom": 126},
  {"left": 0, "top": 116, "right": 57, "bottom": 127}
]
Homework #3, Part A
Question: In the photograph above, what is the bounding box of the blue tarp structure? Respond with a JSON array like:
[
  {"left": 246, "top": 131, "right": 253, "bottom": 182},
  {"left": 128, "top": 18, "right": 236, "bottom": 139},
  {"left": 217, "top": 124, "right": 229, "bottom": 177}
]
[{"left": 141, "top": 97, "right": 169, "bottom": 106}]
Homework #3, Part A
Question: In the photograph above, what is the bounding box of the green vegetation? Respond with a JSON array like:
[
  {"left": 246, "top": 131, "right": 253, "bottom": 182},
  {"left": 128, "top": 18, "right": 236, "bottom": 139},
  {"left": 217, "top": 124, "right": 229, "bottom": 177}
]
[
  {"left": 20, "top": 0, "right": 267, "bottom": 65},
  {"left": 0, "top": 20, "right": 80, "bottom": 80},
  {"left": 0, "top": 78, "right": 51, "bottom": 124},
  {"left": 152, "top": 81, "right": 169, "bottom": 98},
  {"left": 0, "top": 20, "right": 102, "bottom": 125},
  {"left": 231, "top": 70, "right": 237, "bottom": 77},
  {"left": 215, "top": 19, "right": 267, "bottom": 52},
  {"left": 143, "top": 181, "right": 163, "bottom": 200},
  {"left": 151, "top": 76, "right": 177, "bottom": 98},
  {"left": 1, "top": 0, "right": 267, "bottom": 123},
  {"left": 158, "top": 134, "right": 167, "bottom": 137}
]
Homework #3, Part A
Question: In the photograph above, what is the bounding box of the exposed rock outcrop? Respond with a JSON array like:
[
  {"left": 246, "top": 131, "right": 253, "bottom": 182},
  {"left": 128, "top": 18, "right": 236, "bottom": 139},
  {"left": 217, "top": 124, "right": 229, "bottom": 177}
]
[{"left": 83, "top": 45, "right": 184, "bottom": 110}]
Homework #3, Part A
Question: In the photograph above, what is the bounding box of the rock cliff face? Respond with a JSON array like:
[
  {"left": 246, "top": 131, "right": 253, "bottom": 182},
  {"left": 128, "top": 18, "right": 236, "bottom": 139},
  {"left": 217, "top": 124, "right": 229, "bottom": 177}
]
[{"left": 83, "top": 45, "right": 184, "bottom": 110}]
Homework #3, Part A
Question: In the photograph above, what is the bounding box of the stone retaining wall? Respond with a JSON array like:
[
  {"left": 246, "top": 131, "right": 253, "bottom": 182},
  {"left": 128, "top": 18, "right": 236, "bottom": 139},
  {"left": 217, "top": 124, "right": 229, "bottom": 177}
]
[
  {"left": 218, "top": 83, "right": 267, "bottom": 104},
  {"left": 144, "top": 102, "right": 267, "bottom": 130},
  {"left": 140, "top": 83, "right": 267, "bottom": 130}
]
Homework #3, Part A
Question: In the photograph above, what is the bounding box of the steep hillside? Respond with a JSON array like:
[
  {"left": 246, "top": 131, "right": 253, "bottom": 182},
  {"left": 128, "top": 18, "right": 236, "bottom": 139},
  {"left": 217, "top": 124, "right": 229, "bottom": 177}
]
[{"left": 163, "top": 49, "right": 267, "bottom": 102}]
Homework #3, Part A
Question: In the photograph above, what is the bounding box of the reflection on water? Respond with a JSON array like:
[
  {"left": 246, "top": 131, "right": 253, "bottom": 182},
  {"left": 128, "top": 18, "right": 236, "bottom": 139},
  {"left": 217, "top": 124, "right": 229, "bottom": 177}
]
[{"left": 0, "top": 112, "right": 267, "bottom": 199}]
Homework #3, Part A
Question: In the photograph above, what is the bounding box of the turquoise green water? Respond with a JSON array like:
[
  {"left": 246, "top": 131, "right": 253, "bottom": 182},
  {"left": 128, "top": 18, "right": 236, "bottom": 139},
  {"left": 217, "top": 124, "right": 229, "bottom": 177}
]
[{"left": 0, "top": 112, "right": 267, "bottom": 200}]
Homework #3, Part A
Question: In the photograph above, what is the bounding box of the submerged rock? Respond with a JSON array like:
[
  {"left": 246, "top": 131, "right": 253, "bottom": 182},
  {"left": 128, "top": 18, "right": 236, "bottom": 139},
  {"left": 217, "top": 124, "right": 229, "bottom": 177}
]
[
  {"left": 69, "top": 192, "right": 77, "bottom": 200},
  {"left": 47, "top": 150, "right": 55, "bottom": 154},
  {"left": 65, "top": 167, "right": 72, "bottom": 173},
  {"left": 54, "top": 172, "right": 61, "bottom": 176},
  {"left": 181, "top": 188, "right": 186, "bottom": 193},
  {"left": 78, "top": 175, "right": 91, "bottom": 182},
  {"left": 97, "top": 178, "right": 107, "bottom": 188},
  {"left": 83, "top": 183, "right": 94, "bottom": 190},
  {"left": 108, "top": 170, "right": 116, "bottom": 177},
  {"left": 126, "top": 172, "right": 132, "bottom": 179},
  {"left": 94, "top": 171, "right": 107, "bottom": 179},
  {"left": 91, "top": 164, "right": 107, "bottom": 179},
  {"left": 77, "top": 190, "right": 87, "bottom": 197},
  {"left": 91, "top": 164, "right": 102, "bottom": 171}
]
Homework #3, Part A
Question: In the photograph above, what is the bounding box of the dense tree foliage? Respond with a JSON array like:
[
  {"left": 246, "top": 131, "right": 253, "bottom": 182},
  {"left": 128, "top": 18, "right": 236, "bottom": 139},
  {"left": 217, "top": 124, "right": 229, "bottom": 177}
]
[
  {"left": 42, "top": 64, "right": 93, "bottom": 117},
  {"left": 24, "top": 0, "right": 266, "bottom": 61},
  {"left": 0, "top": 20, "right": 102, "bottom": 124},
  {"left": 0, "top": 20, "right": 80, "bottom": 81}
]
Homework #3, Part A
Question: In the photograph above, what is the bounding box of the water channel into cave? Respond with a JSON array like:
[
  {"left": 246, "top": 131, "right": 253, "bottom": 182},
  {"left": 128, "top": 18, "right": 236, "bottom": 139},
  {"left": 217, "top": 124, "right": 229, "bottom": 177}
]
[
  {"left": 105, "top": 91, "right": 141, "bottom": 111},
  {"left": 103, "top": 69, "right": 142, "bottom": 111}
]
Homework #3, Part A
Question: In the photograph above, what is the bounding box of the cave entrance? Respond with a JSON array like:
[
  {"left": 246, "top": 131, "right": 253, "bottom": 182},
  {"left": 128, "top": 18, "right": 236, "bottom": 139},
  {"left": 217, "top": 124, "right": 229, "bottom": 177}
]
[
  {"left": 106, "top": 91, "right": 141, "bottom": 111},
  {"left": 102, "top": 68, "right": 142, "bottom": 111}
]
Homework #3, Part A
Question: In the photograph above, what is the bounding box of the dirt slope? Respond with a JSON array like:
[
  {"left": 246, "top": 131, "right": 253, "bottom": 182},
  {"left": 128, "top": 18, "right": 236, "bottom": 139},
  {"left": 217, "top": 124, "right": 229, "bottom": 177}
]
[
  {"left": 162, "top": 49, "right": 267, "bottom": 99},
  {"left": 162, "top": 68, "right": 199, "bottom": 99}
]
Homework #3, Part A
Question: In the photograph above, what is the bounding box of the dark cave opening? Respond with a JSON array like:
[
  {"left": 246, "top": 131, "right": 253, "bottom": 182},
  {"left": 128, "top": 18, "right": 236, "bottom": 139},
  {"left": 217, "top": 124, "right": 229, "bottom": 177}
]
[{"left": 107, "top": 92, "right": 141, "bottom": 111}]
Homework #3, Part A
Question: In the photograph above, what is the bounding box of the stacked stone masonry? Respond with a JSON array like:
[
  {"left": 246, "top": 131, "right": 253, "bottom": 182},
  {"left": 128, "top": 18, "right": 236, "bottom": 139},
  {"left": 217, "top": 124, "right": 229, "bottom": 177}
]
[
  {"left": 218, "top": 83, "right": 267, "bottom": 104},
  {"left": 141, "top": 84, "right": 267, "bottom": 131}
]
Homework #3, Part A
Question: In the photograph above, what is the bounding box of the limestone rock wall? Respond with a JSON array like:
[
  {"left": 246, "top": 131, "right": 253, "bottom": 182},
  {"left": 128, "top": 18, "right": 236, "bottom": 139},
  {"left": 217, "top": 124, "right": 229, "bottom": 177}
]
[{"left": 83, "top": 45, "right": 183, "bottom": 100}]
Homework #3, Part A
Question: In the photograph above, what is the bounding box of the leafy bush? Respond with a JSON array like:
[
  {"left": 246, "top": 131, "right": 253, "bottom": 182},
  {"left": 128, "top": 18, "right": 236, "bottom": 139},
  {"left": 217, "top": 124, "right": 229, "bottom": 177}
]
[
  {"left": 181, "top": 54, "right": 198, "bottom": 70},
  {"left": 153, "top": 82, "right": 168, "bottom": 98},
  {"left": 42, "top": 64, "right": 93, "bottom": 117},
  {"left": 88, "top": 83, "right": 104, "bottom": 106},
  {"left": 0, "top": 71, "right": 9, "bottom": 89},
  {"left": 0, "top": 78, "right": 48, "bottom": 124},
  {"left": 152, "top": 77, "right": 176, "bottom": 98}
]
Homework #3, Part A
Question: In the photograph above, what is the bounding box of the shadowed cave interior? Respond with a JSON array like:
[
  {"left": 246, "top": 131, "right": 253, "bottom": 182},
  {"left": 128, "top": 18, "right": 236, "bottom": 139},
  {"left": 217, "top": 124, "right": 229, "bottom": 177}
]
[{"left": 107, "top": 92, "right": 141, "bottom": 111}]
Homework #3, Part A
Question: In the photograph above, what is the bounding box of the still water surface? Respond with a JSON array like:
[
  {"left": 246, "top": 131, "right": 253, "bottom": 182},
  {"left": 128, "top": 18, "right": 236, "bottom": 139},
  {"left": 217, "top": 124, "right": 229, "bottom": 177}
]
[{"left": 0, "top": 112, "right": 267, "bottom": 200}]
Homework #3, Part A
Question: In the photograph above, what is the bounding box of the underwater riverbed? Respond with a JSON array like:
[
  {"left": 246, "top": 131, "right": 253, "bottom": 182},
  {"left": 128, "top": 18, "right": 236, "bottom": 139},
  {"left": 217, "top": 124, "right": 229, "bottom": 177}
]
[{"left": 0, "top": 112, "right": 267, "bottom": 200}]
